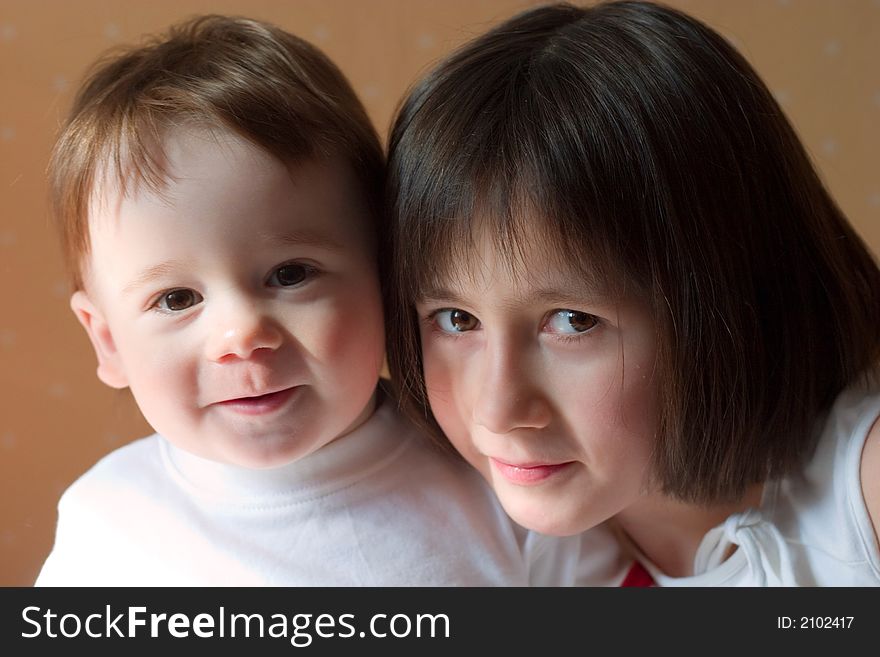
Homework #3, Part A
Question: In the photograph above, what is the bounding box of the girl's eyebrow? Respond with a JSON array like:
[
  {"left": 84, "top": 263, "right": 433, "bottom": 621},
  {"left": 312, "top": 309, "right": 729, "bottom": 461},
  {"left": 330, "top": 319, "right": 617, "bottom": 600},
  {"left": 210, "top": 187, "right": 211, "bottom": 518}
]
[
  {"left": 418, "top": 283, "right": 612, "bottom": 307},
  {"left": 417, "top": 286, "right": 466, "bottom": 304}
]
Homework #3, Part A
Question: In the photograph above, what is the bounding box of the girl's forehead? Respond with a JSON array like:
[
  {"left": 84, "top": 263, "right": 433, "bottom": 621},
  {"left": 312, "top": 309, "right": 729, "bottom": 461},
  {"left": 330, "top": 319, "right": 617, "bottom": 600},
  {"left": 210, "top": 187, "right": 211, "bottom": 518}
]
[{"left": 419, "top": 225, "right": 613, "bottom": 303}]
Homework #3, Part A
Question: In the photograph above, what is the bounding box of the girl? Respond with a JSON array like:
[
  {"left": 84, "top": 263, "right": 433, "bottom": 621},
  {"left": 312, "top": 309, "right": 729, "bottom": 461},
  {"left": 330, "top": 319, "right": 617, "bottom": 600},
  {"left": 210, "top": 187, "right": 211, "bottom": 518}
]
[{"left": 384, "top": 1, "right": 880, "bottom": 585}]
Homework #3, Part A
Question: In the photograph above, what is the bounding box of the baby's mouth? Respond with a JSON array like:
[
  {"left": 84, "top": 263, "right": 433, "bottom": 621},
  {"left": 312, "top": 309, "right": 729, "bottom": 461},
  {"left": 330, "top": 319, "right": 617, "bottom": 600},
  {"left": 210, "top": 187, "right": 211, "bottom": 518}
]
[{"left": 215, "top": 386, "right": 299, "bottom": 415}]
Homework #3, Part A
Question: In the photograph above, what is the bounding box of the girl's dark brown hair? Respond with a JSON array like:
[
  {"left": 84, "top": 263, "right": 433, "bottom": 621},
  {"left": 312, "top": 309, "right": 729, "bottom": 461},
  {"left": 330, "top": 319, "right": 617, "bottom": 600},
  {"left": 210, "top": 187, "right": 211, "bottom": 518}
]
[
  {"left": 52, "top": 15, "right": 383, "bottom": 291},
  {"left": 384, "top": 0, "right": 880, "bottom": 504}
]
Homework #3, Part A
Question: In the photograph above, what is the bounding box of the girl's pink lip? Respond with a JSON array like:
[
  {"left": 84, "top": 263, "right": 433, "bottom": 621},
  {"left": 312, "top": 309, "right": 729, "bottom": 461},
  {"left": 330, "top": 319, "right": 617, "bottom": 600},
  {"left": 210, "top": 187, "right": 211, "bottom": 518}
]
[
  {"left": 489, "top": 458, "right": 574, "bottom": 485},
  {"left": 215, "top": 386, "right": 298, "bottom": 416}
]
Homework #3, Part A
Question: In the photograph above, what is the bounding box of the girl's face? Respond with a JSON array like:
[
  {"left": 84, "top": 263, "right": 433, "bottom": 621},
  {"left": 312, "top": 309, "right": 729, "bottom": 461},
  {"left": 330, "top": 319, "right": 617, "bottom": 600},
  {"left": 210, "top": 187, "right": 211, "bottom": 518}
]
[{"left": 416, "top": 228, "right": 659, "bottom": 535}]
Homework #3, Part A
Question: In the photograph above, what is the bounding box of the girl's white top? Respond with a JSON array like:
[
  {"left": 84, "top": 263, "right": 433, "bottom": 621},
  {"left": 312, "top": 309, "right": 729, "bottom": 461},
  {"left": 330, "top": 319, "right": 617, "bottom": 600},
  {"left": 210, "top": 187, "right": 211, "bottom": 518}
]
[{"left": 644, "top": 381, "right": 880, "bottom": 586}]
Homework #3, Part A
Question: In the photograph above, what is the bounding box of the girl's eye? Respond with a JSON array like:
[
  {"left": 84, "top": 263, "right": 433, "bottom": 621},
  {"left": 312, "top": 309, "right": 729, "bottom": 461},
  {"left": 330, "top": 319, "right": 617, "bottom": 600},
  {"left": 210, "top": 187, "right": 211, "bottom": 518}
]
[
  {"left": 268, "top": 263, "right": 311, "bottom": 287},
  {"left": 156, "top": 289, "right": 203, "bottom": 312},
  {"left": 545, "top": 309, "right": 599, "bottom": 334},
  {"left": 434, "top": 309, "right": 480, "bottom": 333}
]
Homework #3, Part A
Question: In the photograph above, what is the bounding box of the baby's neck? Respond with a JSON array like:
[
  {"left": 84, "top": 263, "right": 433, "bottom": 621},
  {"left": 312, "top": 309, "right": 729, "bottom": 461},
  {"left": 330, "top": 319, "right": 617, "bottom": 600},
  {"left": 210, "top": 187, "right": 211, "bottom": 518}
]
[{"left": 613, "top": 484, "right": 764, "bottom": 578}]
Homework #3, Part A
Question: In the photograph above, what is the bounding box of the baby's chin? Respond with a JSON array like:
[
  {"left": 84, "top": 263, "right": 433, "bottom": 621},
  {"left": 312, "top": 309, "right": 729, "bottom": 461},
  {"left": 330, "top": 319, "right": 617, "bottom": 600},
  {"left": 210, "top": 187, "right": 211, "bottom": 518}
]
[{"left": 160, "top": 429, "right": 326, "bottom": 470}]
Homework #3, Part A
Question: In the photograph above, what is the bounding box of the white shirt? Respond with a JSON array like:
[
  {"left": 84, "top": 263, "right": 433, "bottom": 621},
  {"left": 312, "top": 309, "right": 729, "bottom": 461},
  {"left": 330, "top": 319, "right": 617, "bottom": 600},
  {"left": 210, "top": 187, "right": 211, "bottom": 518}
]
[{"left": 36, "top": 396, "right": 624, "bottom": 586}]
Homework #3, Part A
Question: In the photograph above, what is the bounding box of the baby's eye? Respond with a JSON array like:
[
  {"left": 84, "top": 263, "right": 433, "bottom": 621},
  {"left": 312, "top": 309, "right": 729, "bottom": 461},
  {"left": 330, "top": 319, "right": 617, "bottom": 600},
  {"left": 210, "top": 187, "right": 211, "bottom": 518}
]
[
  {"left": 434, "top": 309, "right": 480, "bottom": 333},
  {"left": 267, "top": 263, "right": 312, "bottom": 287},
  {"left": 544, "top": 309, "right": 598, "bottom": 334},
  {"left": 156, "top": 289, "right": 203, "bottom": 312}
]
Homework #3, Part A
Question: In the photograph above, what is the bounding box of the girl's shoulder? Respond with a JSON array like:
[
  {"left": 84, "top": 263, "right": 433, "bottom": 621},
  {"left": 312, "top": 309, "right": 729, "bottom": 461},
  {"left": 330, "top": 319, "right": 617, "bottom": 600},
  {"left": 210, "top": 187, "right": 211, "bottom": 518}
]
[
  {"left": 858, "top": 388, "right": 880, "bottom": 552},
  {"left": 801, "top": 376, "right": 880, "bottom": 564},
  {"left": 766, "top": 379, "right": 880, "bottom": 570},
  {"left": 807, "top": 374, "right": 880, "bottom": 481}
]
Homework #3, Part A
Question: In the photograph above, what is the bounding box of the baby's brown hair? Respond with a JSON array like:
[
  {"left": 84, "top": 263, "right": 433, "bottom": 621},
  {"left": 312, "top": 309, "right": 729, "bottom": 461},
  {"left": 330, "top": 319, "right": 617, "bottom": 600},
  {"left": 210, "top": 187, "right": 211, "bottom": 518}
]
[{"left": 52, "top": 15, "right": 383, "bottom": 291}]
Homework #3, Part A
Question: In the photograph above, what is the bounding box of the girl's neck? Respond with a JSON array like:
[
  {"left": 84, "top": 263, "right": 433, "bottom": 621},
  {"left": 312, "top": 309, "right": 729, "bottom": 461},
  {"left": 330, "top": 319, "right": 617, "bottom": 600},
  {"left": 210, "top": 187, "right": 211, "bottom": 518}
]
[{"left": 612, "top": 483, "right": 764, "bottom": 578}]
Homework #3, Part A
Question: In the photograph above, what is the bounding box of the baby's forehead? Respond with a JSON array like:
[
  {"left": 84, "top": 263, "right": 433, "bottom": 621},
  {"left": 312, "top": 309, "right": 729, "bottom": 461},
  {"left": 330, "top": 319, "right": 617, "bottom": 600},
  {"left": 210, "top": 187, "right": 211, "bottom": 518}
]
[{"left": 87, "top": 127, "right": 368, "bottom": 223}]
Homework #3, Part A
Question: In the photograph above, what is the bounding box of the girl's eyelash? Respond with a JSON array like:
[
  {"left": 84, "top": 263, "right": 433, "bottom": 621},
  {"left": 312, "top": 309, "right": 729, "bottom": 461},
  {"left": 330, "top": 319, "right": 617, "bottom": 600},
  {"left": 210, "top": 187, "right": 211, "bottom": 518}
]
[
  {"left": 550, "top": 329, "right": 599, "bottom": 345},
  {"left": 423, "top": 308, "right": 474, "bottom": 338},
  {"left": 420, "top": 307, "right": 602, "bottom": 344},
  {"left": 543, "top": 310, "right": 602, "bottom": 342}
]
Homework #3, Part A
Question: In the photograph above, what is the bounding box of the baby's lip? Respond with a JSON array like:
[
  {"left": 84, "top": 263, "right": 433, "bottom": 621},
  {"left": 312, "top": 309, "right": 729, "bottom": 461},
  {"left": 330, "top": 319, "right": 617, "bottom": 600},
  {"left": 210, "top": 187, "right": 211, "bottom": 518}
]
[
  {"left": 213, "top": 385, "right": 297, "bottom": 405},
  {"left": 210, "top": 386, "right": 300, "bottom": 416}
]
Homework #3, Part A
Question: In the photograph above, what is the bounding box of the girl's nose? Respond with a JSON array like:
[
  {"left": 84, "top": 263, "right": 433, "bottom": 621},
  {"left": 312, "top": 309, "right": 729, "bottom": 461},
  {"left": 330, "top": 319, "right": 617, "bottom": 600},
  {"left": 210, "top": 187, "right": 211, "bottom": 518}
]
[{"left": 472, "top": 339, "right": 552, "bottom": 434}]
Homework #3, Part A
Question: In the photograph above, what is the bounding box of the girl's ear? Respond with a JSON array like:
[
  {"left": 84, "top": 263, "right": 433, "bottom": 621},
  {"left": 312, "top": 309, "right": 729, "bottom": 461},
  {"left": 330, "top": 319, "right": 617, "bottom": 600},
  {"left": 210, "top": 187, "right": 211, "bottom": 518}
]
[{"left": 70, "top": 290, "right": 128, "bottom": 389}]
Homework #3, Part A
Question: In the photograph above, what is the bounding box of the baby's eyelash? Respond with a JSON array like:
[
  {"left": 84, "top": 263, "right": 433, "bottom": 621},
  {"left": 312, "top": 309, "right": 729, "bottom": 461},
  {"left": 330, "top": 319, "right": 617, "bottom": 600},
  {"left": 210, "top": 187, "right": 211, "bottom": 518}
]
[
  {"left": 144, "top": 287, "right": 204, "bottom": 315},
  {"left": 266, "top": 261, "right": 321, "bottom": 287}
]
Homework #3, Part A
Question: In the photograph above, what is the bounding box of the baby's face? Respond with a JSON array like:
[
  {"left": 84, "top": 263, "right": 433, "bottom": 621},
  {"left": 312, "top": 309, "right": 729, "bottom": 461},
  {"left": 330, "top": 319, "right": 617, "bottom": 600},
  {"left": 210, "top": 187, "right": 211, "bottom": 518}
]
[
  {"left": 74, "top": 127, "right": 384, "bottom": 468},
  {"left": 415, "top": 227, "right": 659, "bottom": 536}
]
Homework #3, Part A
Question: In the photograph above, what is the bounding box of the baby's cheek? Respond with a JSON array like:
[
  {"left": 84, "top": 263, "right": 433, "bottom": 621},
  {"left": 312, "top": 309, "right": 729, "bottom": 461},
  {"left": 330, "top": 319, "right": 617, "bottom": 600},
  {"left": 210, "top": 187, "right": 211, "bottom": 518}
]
[{"left": 298, "top": 288, "right": 382, "bottom": 365}]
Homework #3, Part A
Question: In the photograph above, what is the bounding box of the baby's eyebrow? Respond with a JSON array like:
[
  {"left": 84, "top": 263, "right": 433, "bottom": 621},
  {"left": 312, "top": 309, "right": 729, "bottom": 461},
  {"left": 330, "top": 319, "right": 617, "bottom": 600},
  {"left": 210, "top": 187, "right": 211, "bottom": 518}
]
[
  {"left": 122, "top": 261, "right": 183, "bottom": 294},
  {"left": 265, "top": 229, "right": 344, "bottom": 252}
]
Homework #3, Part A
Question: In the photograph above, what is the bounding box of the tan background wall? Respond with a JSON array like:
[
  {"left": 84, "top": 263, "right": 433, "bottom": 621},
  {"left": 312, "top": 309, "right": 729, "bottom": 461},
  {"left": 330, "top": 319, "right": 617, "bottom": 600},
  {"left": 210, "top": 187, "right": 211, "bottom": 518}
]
[{"left": 1, "top": 0, "right": 878, "bottom": 586}]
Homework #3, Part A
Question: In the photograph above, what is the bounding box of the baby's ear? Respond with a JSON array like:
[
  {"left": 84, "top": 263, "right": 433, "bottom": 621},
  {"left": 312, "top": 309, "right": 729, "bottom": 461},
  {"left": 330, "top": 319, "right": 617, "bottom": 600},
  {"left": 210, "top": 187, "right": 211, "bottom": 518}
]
[{"left": 69, "top": 290, "right": 128, "bottom": 389}]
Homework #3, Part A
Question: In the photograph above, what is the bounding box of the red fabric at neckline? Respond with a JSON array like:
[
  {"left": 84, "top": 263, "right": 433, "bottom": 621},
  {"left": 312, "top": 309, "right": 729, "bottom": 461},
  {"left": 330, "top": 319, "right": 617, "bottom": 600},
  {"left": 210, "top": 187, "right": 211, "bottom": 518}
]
[{"left": 620, "top": 560, "right": 655, "bottom": 587}]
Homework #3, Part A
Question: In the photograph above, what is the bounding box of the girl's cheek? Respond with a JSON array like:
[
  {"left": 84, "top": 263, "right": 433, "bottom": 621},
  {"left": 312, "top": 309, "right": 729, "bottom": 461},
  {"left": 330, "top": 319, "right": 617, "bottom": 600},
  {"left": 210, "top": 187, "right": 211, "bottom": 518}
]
[
  {"left": 422, "top": 348, "right": 457, "bottom": 410},
  {"left": 422, "top": 345, "right": 471, "bottom": 433}
]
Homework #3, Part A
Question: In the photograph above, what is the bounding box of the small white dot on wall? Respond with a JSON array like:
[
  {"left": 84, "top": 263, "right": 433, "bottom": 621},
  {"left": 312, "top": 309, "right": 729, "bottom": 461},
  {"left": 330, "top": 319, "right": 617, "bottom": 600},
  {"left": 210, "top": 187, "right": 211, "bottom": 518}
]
[
  {"left": 1, "top": 432, "right": 16, "bottom": 449},
  {"left": 362, "top": 84, "right": 380, "bottom": 100},
  {"left": 0, "top": 24, "right": 17, "bottom": 42},
  {"left": 417, "top": 33, "right": 436, "bottom": 50},
  {"left": 0, "top": 230, "right": 16, "bottom": 246},
  {"left": 313, "top": 25, "right": 330, "bottom": 43},
  {"left": 0, "top": 329, "right": 16, "bottom": 349},
  {"left": 869, "top": 192, "right": 880, "bottom": 208},
  {"left": 1, "top": 126, "right": 15, "bottom": 142},
  {"left": 52, "top": 75, "right": 69, "bottom": 93},
  {"left": 823, "top": 39, "right": 841, "bottom": 57},
  {"left": 104, "top": 433, "right": 124, "bottom": 447},
  {"left": 821, "top": 138, "right": 839, "bottom": 156},
  {"left": 104, "top": 22, "right": 121, "bottom": 41},
  {"left": 48, "top": 383, "right": 70, "bottom": 399}
]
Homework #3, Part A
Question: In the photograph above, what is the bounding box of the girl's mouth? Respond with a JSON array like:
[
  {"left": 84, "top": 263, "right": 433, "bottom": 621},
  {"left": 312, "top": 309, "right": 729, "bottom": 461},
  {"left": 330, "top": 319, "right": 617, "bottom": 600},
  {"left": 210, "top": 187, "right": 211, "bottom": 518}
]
[{"left": 489, "top": 458, "right": 574, "bottom": 485}]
